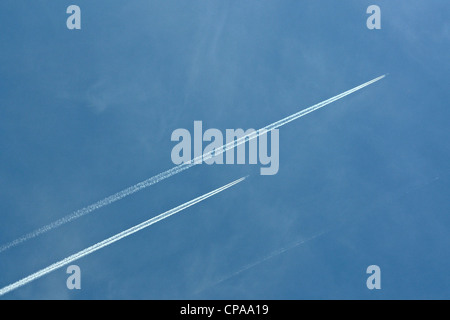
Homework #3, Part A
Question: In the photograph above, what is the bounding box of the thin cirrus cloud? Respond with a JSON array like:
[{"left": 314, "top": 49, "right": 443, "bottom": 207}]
[{"left": 195, "top": 229, "right": 330, "bottom": 295}]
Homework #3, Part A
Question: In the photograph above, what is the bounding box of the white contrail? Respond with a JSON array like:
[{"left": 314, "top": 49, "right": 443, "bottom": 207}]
[
  {"left": 197, "top": 230, "right": 329, "bottom": 294},
  {"left": 0, "top": 176, "right": 246, "bottom": 297},
  {"left": 0, "top": 75, "right": 385, "bottom": 253}
]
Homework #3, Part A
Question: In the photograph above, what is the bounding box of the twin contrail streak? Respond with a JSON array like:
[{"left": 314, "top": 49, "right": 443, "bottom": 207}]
[
  {"left": 0, "top": 75, "right": 385, "bottom": 253},
  {"left": 0, "top": 177, "right": 246, "bottom": 296}
]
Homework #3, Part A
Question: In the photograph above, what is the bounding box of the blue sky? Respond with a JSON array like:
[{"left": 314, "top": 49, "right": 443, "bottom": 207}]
[{"left": 0, "top": 1, "right": 449, "bottom": 299}]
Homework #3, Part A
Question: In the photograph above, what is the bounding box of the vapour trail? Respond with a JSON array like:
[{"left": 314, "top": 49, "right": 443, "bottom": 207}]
[
  {"left": 0, "top": 177, "right": 246, "bottom": 297},
  {"left": 0, "top": 75, "right": 385, "bottom": 253},
  {"left": 197, "top": 230, "right": 329, "bottom": 294}
]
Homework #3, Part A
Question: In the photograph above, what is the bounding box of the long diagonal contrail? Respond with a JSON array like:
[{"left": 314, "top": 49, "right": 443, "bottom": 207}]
[
  {"left": 0, "top": 75, "right": 385, "bottom": 253},
  {"left": 0, "top": 177, "right": 246, "bottom": 296}
]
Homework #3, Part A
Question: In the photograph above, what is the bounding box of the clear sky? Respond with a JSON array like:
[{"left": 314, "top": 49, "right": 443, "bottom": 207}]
[{"left": 0, "top": 0, "right": 449, "bottom": 299}]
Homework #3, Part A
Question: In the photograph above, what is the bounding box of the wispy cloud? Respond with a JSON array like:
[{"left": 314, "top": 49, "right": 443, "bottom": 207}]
[{"left": 196, "top": 230, "right": 329, "bottom": 294}]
